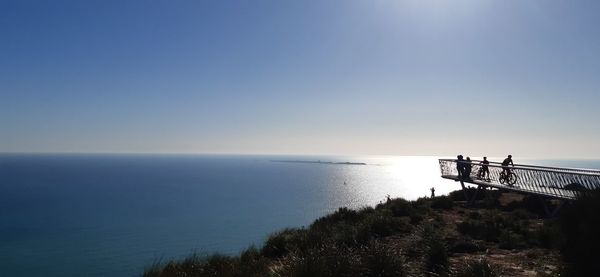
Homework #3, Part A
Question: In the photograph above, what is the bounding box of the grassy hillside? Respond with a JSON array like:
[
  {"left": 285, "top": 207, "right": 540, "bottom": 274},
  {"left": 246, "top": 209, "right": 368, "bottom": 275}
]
[{"left": 143, "top": 188, "right": 600, "bottom": 277}]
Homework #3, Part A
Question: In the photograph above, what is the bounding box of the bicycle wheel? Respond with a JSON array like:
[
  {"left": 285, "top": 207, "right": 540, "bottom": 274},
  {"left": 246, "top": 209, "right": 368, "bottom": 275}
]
[
  {"left": 499, "top": 172, "right": 506, "bottom": 184},
  {"left": 508, "top": 174, "right": 518, "bottom": 186}
]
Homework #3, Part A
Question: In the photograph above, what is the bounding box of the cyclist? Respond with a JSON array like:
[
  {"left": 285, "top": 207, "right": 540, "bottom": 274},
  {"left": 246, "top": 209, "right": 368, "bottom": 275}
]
[
  {"left": 501, "top": 155, "right": 514, "bottom": 179},
  {"left": 479, "top": 157, "right": 490, "bottom": 180}
]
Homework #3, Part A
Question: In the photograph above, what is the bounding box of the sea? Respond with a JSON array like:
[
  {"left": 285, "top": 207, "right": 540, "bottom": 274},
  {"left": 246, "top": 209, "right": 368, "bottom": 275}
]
[{"left": 1, "top": 154, "right": 599, "bottom": 276}]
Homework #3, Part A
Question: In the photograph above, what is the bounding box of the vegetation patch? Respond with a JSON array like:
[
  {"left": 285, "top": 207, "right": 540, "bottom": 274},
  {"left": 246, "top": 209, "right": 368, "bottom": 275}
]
[
  {"left": 558, "top": 190, "right": 600, "bottom": 276},
  {"left": 421, "top": 224, "right": 449, "bottom": 276},
  {"left": 452, "top": 258, "right": 501, "bottom": 277},
  {"left": 143, "top": 190, "right": 593, "bottom": 277}
]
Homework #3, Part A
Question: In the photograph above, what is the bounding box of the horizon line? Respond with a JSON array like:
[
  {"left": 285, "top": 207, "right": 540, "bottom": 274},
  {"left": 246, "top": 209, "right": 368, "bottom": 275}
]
[{"left": 1, "top": 151, "right": 599, "bottom": 160}]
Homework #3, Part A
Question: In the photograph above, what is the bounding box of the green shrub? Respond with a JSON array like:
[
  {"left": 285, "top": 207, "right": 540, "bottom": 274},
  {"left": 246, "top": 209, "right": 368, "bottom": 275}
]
[
  {"left": 409, "top": 212, "right": 425, "bottom": 224},
  {"left": 449, "top": 238, "right": 483, "bottom": 253},
  {"left": 502, "top": 195, "right": 546, "bottom": 216},
  {"left": 481, "top": 190, "right": 501, "bottom": 208},
  {"left": 467, "top": 211, "right": 481, "bottom": 220},
  {"left": 457, "top": 218, "right": 501, "bottom": 242},
  {"left": 271, "top": 241, "right": 407, "bottom": 277},
  {"left": 143, "top": 262, "right": 163, "bottom": 277},
  {"left": 261, "top": 228, "right": 307, "bottom": 258},
  {"left": 448, "top": 188, "right": 497, "bottom": 202},
  {"left": 421, "top": 225, "right": 449, "bottom": 276},
  {"left": 431, "top": 195, "right": 454, "bottom": 210},
  {"left": 457, "top": 209, "right": 534, "bottom": 247},
  {"left": 143, "top": 253, "right": 250, "bottom": 277},
  {"left": 312, "top": 207, "right": 367, "bottom": 227},
  {"left": 239, "top": 246, "right": 270, "bottom": 276},
  {"left": 414, "top": 196, "right": 431, "bottom": 207},
  {"left": 196, "top": 254, "right": 241, "bottom": 276},
  {"left": 271, "top": 244, "right": 360, "bottom": 277},
  {"left": 307, "top": 208, "right": 412, "bottom": 248},
  {"left": 498, "top": 230, "right": 525, "bottom": 250},
  {"left": 452, "top": 258, "right": 500, "bottom": 277},
  {"left": 323, "top": 222, "right": 366, "bottom": 246},
  {"left": 559, "top": 190, "right": 600, "bottom": 276},
  {"left": 448, "top": 189, "right": 469, "bottom": 201},
  {"left": 360, "top": 242, "right": 406, "bottom": 277},
  {"left": 375, "top": 197, "right": 430, "bottom": 225},
  {"left": 536, "top": 220, "right": 562, "bottom": 249},
  {"left": 367, "top": 214, "right": 411, "bottom": 237},
  {"left": 425, "top": 239, "right": 449, "bottom": 276},
  {"left": 509, "top": 209, "right": 536, "bottom": 220},
  {"left": 384, "top": 198, "right": 414, "bottom": 216}
]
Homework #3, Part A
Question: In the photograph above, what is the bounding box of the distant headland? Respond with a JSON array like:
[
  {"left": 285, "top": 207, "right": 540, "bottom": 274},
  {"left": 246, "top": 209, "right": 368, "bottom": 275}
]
[{"left": 270, "top": 159, "right": 367, "bottom": 165}]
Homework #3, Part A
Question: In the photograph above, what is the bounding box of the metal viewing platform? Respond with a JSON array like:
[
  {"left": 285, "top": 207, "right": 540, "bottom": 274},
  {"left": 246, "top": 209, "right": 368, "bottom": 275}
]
[{"left": 439, "top": 159, "right": 600, "bottom": 201}]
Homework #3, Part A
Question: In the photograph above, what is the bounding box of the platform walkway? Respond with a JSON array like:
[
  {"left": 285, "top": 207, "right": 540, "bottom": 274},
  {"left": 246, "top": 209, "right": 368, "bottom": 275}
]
[{"left": 439, "top": 159, "right": 600, "bottom": 201}]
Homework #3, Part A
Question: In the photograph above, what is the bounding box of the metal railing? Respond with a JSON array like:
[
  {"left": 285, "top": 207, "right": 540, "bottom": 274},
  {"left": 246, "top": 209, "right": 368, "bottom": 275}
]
[{"left": 439, "top": 159, "right": 600, "bottom": 200}]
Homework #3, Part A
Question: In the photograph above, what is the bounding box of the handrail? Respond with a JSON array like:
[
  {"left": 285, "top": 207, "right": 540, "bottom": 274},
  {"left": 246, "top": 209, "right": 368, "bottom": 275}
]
[
  {"left": 438, "top": 158, "right": 600, "bottom": 200},
  {"left": 439, "top": 159, "right": 600, "bottom": 175}
]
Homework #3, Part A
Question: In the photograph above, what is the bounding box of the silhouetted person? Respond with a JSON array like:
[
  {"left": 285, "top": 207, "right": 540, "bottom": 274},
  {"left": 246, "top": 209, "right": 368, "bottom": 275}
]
[
  {"left": 502, "top": 155, "right": 514, "bottom": 177},
  {"left": 430, "top": 187, "right": 435, "bottom": 198},
  {"left": 456, "top": 155, "right": 465, "bottom": 179},
  {"left": 479, "top": 157, "right": 490, "bottom": 180},
  {"left": 464, "top": 157, "right": 472, "bottom": 179}
]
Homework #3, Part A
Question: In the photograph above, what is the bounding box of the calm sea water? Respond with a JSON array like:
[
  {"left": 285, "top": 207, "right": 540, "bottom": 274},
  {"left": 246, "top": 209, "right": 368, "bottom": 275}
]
[{"left": 1, "top": 154, "right": 599, "bottom": 276}]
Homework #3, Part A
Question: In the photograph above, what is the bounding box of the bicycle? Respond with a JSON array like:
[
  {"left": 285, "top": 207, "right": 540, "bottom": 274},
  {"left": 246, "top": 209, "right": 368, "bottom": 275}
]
[
  {"left": 476, "top": 167, "right": 491, "bottom": 182},
  {"left": 499, "top": 170, "right": 518, "bottom": 186}
]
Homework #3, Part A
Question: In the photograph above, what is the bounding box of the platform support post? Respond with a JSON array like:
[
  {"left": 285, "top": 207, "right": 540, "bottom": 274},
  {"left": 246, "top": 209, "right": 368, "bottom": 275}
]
[
  {"left": 542, "top": 199, "right": 565, "bottom": 218},
  {"left": 460, "top": 180, "right": 469, "bottom": 201},
  {"left": 468, "top": 185, "right": 484, "bottom": 205},
  {"left": 460, "top": 180, "right": 485, "bottom": 206}
]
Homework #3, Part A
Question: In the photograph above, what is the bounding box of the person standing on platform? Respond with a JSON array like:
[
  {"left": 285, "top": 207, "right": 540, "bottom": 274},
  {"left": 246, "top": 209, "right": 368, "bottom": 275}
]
[
  {"left": 464, "top": 157, "right": 473, "bottom": 180},
  {"left": 456, "top": 155, "right": 465, "bottom": 179}
]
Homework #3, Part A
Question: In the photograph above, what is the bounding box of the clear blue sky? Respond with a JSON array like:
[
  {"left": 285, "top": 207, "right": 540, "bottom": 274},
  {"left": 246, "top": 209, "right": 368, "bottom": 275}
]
[{"left": 2, "top": 0, "right": 599, "bottom": 157}]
